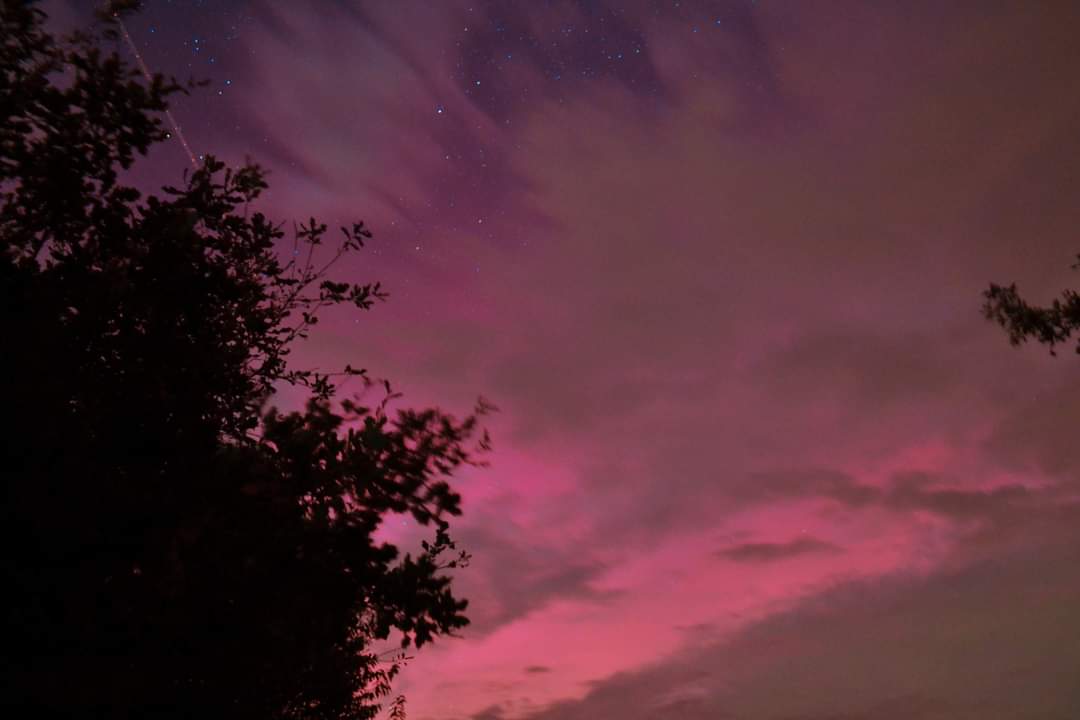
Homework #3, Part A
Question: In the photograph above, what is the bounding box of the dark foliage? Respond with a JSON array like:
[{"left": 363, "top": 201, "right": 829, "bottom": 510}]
[
  {"left": 984, "top": 255, "right": 1080, "bottom": 356},
  {"left": 1, "top": 2, "right": 489, "bottom": 716}
]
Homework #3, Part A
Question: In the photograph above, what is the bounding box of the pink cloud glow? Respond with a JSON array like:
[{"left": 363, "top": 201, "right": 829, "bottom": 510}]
[{"left": 106, "top": 1, "right": 1080, "bottom": 717}]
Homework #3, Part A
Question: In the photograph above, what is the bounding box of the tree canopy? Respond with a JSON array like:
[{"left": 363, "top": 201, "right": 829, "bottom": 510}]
[
  {"left": 1, "top": 2, "right": 488, "bottom": 716},
  {"left": 984, "top": 256, "right": 1080, "bottom": 356}
]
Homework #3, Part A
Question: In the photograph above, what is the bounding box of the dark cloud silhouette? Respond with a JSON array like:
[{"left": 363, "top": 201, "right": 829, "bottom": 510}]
[
  {"left": 734, "top": 467, "right": 1049, "bottom": 530},
  {"left": 738, "top": 468, "right": 882, "bottom": 507},
  {"left": 450, "top": 522, "right": 616, "bottom": 636},
  {"left": 516, "top": 533, "right": 1080, "bottom": 720},
  {"left": 753, "top": 329, "right": 964, "bottom": 414},
  {"left": 983, "top": 375, "right": 1080, "bottom": 478},
  {"left": 469, "top": 705, "right": 507, "bottom": 720},
  {"left": 718, "top": 537, "right": 840, "bottom": 563},
  {"left": 882, "top": 472, "right": 1036, "bottom": 521}
]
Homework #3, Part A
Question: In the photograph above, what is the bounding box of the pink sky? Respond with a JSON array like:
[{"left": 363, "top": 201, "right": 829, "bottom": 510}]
[{"left": 98, "top": 1, "right": 1080, "bottom": 717}]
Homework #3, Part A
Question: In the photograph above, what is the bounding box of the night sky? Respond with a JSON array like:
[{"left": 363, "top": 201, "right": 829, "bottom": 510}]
[{"left": 50, "top": 1, "right": 1080, "bottom": 718}]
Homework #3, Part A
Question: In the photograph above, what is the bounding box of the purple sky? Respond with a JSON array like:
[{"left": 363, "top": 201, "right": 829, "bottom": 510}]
[{"left": 61, "top": 1, "right": 1080, "bottom": 718}]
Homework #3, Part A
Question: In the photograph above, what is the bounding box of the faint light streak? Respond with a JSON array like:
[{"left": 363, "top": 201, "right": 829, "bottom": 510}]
[{"left": 114, "top": 13, "right": 198, "bottom": 169}]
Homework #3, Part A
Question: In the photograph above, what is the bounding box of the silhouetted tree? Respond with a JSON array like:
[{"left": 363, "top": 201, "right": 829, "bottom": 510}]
[
  {"left": 1, "top": 2, "right": 489, "bottom": 717},
  {"left": 984, "top": 255, "right": 1080, "bottom": 356}
]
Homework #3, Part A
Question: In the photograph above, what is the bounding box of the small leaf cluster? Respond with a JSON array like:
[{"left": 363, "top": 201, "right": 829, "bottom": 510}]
[{"left": 984, "top": 254, "right": 1080, "bottom": 356}]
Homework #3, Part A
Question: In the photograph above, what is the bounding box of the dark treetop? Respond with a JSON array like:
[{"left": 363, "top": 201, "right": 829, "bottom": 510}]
[
  {"left": 984, "top": 257, "right": 1080, "bottom": 357},
  {"left": 1, "top": 2, "right": 490, "bottom": 717}
]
